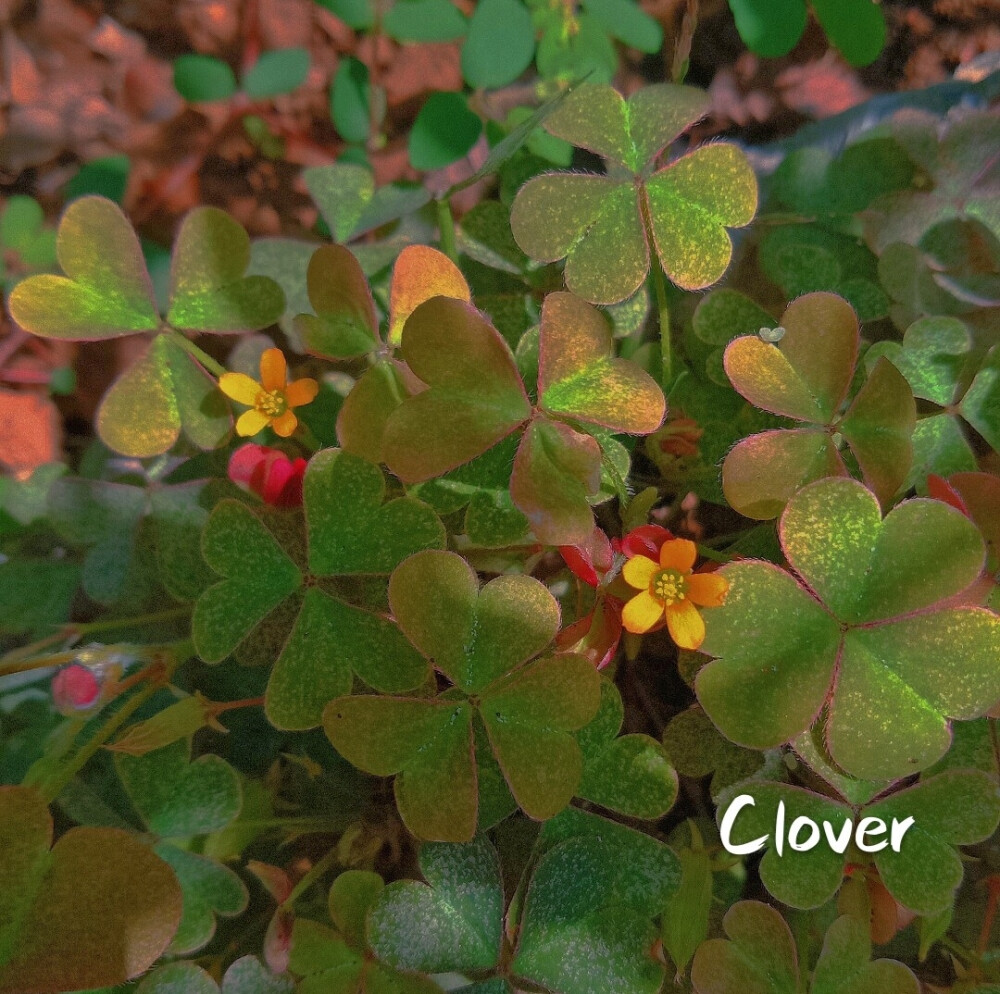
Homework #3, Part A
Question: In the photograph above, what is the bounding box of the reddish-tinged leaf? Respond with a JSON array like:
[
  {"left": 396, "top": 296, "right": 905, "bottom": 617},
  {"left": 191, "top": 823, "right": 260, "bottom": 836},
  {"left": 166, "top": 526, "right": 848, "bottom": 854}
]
[
  {"left": 538, "top": 291, "right": 665, "bottom": 433},
  {"left": 388, "top": 244, "right": 471, "bottom": 345},
  {"left": 383, "top": 298, "right": 531, "bottom": 482},
  {"left": 0, "top": 389, "right": 61, "bottom": 473},
  {"left": 510, "top": 417, "right": 602, "bottom": 546}
]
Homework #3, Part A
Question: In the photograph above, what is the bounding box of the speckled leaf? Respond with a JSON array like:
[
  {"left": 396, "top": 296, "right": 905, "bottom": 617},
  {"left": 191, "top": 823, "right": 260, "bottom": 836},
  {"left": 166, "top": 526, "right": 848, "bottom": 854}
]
[
  {"left": 481, "top": 653, "right": 600, "bottom": 819},
  {"left": 97, "top": 334, "right": 230, "bottom": 458},
  {"left": 221, "top": 956, "right": 294, "bottom": 994},
  {"left": 329, "top": 869, "right": 383, "bottom": 947},
  {"left": 464, "top": 488, "right": 530, "bottom": 547},
  {"left": 540, "top": 82, "right": 710, "bottom": 173},
  {"left": 167, "top": 207, "right": 284, "bottom": 332},
  {"left": 389, "top": 549, "right": 560, "bottom": 693},
  {"left": 696, "top": 561, "right": 842, "bottom": 749},
  {"left": 336, "top": 360, "right": 413, "bottom": 464},
  {"left": 866, "top": 771, "right": 1000, "bottom": 914},
  {"left": 690, "top": 901, "right": 798, "bottom": 994},
  {"left": 324, "top": 696, "right": 476, "bottom": 841},
  {"left": 838, "top": 357, "right": 915, "bottom": 506},
  {"left": 645, "top": 144, "right": 757, "bottom": 290},
  {"left": 151, "top": 481, "right": 218, "bottom": 602},
  {"left": 721, "top": 427, "right": 846, "bottom": 521},
  {"left": 383, "top": 298, "right": 531, "bottom": 482},
  {"left": 369, "top": 837, "right": 503, "bottom": 973},
  {"left": 304, "top": 163, "right": 375, "bottom": 244},
  {"left": 513, "top": 832, "right": 676, "bottom": 994},
  {"left": 780, "top": 478, "right": 984, "bottom": 624},
  {"left": 715, "top": 784, "right": 849, "bottom": 909},
  {"left": 305, "top": 449, "right": 445, "bottom": 574},
  {"left": 0, "top": 787, "right": 182, "bottom": 994},
  {"left": 811, "top": 915, "right": 917, "bottom": 994},
  {"left": 8, "top": 196, "right": 158, "bottom": 340},
  {"left": 510, "top": 174, "right": 648, "bottom": 305},
  {"left": 247, "top": 237, "right": 315, "bottom": 342},
  {"left": 388, "top": 244, "right": 470, "bottom": 346},
  {"left": 538, "top": 291, "right": 664, "bottom": 433},
  {"left": 724, "top": 293, "right": 859, "bottom": 423},
  {"left": 510, "top": 417, "right": 602, "bottom": 545},
  {"left": 116, "top": 739, "right": 242, "bottom": 838},
  {"left": 192, "top": 499, "right": 302, "bottom": 663},
  {"left": 296, "top": 244, "right": 379, "bottom": 359},
  {"left": 576, "top": 680, "right": 678, "bottom": 819},
  {"left": 961, "top": 346, "right": 1000, "bottom": 452},
  {"left": 136, "top": 962, "right": 219, "bottom": 994},
  {"left": 155, "top": 844, "right": 248, "bottom": 954},
  {"left": 266, "top": 587, "right": 428, "bottom": 730}
]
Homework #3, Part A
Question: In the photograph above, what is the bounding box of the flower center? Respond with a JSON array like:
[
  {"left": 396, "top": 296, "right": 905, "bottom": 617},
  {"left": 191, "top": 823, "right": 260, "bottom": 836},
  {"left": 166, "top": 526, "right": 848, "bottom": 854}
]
[
  {"left": 651, "top": 568, "right": 687, "bottom": 606},
  {"left": 255, "top": 389, "right": 287, "bottom": 418}
]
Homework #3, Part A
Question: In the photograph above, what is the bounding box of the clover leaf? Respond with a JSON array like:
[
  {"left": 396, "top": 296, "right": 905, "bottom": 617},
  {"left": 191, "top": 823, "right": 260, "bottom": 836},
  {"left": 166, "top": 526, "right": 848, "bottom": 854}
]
[
  {"left": 698, "top": 476, "right": 1000, "bottom": 782},
  {"left": 192, "top": 452, "right": 443, "bottom": 728},
  {"left": 867, "top": 316, "right": 1000, "bottom": 484},
  {"left": 717, "top": 771, "right": 1000, "bottom": 915},
  {"left": 510, "top": 83, "right": 757, "bottom": 304},
  {"left": 722, "top": 292, "right": 915, "bottom": 518},
  {"left": 8, "top": 198, "right": 284, "bottom": 457},
  {"left": 383, "top": 291, "right": 664, "bottom": 544},
  {"left": 691, "top": 902, "right": 918, "bottom": 994},
  {"left": 323, "top": 550, "right": 601, "bottom": 840},
  {"left": 0, "top": 786, "right": 182, "bottom": 993}
]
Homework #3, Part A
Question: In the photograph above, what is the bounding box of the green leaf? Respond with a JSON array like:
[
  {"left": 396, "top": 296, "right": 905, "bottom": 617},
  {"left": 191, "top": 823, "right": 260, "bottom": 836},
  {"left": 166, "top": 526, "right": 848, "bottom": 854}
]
[
  {"left": 97, "top": 335, "right": 230, "bottom": 458},
  {"left": 810, "top": 0, "right": 887, "bottom": 67},
  {"left": 811, "top": 916, "right": 917, "bottom": 994},
  {"left": 0, "top": 786, "right": 182, "bottom": 993},
  {"left": 581, "top": 0, "right": 662, "bottom": 51},
  {"left": 480, "top": 652, "right": 600, "bottom": 819},
  {"left": 151, "top": 481, "right": 219, "bottom": 602},
  {"left": 305, "top": 448, "right": 446, "bottom": 574},
  {"left": 154, "top": 844, "right": 248, "bottom": 954},
  {"left": 295, "top": 245, "right": 379, "bottom": 358},
  {"left": 221, "top": 956, "right": 294, "bottom": 994},
  {"left": 368, "top": 837, "right": 503, "bottom": 973},
  {"left": 661, "top": 841, "right": 714, "bottom": 977},
  {"left": 461, "top": 0, "right": 535, "bottom": 88},
  {"left": 464, "top": 488, "right": 530, "bottom": 547},
  {"left": 337, "top": 360, "right": 411, "bottom": 463},
  {"left": 962, "top": 346, "right": 1000, "bottom": 452},
  {"left": 409, "top": 92, "right": 482, "bottom": 171},
  {"left": 513, "top": 832, "right": 676, "bottom": 994},
  {"left": 690, "top": 900, "right": 799, "bottom": 994},
  {"left": 314, "top": 0, "right": 374, "bottom": 29},
  {"left": 242, "top": 48, "right": 310, "bottom": 98},
  {"left": 304, "top": 162, "right": 375, "bottom": 243},
  {"left": 384, "top": 0, "right": 466, "bottom": 40},
  {"left": 0, "top": 559, "right": 79, "bottom": 639},
  {"left": 700, "top": 477, "right": 1000, "bottom": 781},
  {"left": 65, "top": 154, "right": 131, "bottom": 205},
  {"left": 388, "top": 549, "right": 560, "bottom": 693},
  {"left": 538, "top": 291, "right": 665, "bottom": 433},
  {"left": 193, "top": 500, "right": 302, "bottom": 663},
  {"left": 137, "top": 962, "right": 219, "bottom": 994},
  {"left": 324, "top": 696, "right": 477, "bottom": 841},
  {"left": 247, "top": 237, "right": 316, "bottom": 342},
  {"left": 726, "top": 0, "right": 806, "bottom": 58},
  {"left": 510, "top": 416, "right": 603, "bottom": 545},
  {"left": 167, "top": 206, "right": 285, "bottom": 332},
  {"left": 109, "top": 694, "right": 218, "bottom": 757},
  {"left": 173, "top": 54, "right": 238, "bottom": 102},
  {"left": 115, "top": 739, "right": 242, "bottom": 838},
  {"left": 8, "top": 197, "right": 158, "bottom": 340},
  {"left": 266, "top": 587, "right": 429, "bottom": 730},
  {"left": 576, "top": 680, "right": 678, "bottom": 818},
  {"left": 330, "top": 57, "right": 370, "bottom": 144},
  {"left": 383, "top": 298, "right": 531, "bottom": 482},
  {"left": 329, "top": 869, "right": 384, "bottom": 947}
]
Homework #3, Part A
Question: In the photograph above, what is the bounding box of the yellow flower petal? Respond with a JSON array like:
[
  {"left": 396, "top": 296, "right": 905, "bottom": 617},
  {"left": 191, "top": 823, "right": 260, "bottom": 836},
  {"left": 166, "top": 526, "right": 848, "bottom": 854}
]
[
  {"left": 665, "top": 599, "right": 705, "bottom": 650},
  {"left": 236, "top": 408, "right": 270, "bottom": 437},
  {"left": 260, "top": 348, "right": 287, "bottom": 392},
  {"left": 272, "top": 409, "right": 298, "bottom": 437},
  {"left": 622, "top": 555, "right": 660, "bottom": 591},
  {"left": 687, "top": 572, "right": 730, "bottom": 608},
  {"left": 285, "top": 377, "right": 319, "bottom": 408},
  {"left": 660, "top": 538, "right": 697, "bottom": 573},
  {"left": 622, "top": 590, "right": 665, "bottom": 634},
  {"left": 219, "top": 372, "right": 262, "bottom": 407}
]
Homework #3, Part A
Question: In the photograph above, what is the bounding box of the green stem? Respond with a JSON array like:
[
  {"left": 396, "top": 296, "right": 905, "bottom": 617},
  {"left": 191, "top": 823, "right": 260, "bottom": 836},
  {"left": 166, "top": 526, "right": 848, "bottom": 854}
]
[
  {"left": 70, "top": 606, "right": 192, "bottom": 637},
  {"left": 166, "top": 329, "right": 227, "bottom": 378},
  {"left": 295, "top": 421, "right": 322, "bottom": 453},
  {"left": 436, "top": 196, "right": 459, "bottom": 264},
  {"left": 648, "top": 258, "right": 672, "bottom": 390},
  {"left": 39, "top": 678, "right": 162, "bottom": 803},
  {"left": 280, "top": 847, "right": 340, "bottom": 910}
]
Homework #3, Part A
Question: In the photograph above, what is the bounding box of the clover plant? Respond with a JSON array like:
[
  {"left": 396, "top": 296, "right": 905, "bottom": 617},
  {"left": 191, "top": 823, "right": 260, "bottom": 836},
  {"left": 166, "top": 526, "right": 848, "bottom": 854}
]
[{"left": 3, "top": 37, "right": 1000, "bottom": 994}]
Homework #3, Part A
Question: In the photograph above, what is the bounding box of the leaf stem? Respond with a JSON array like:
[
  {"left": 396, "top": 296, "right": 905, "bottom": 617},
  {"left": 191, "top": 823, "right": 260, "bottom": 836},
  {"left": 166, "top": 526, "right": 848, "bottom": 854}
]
[
  {"left": 648, "top": 257, "right": 672, "bottom": 390},
  {"left": 436, "top": 196, "right": 459, "bottom": 264},
  {"left": 295, "top": 421, "right": 322, "bottom": 453},
  {"left": 69, "top": 606, "right": 192, "bottom": 637},
  {"left": 166, "top": 328, "right": 228, "bottom": 379},
  {"left": 279, "top": 846, "right": 340, "bottom": 910}
]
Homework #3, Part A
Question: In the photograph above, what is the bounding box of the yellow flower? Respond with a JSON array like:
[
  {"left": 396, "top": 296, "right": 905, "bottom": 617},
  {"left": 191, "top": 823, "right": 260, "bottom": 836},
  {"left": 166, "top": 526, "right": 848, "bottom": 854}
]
[
  {"left": 621, "top": 538, "right": 729, "bottom": 650},
  {"left": 219, "top": 348, "right": 318, "bottom": 438}
]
